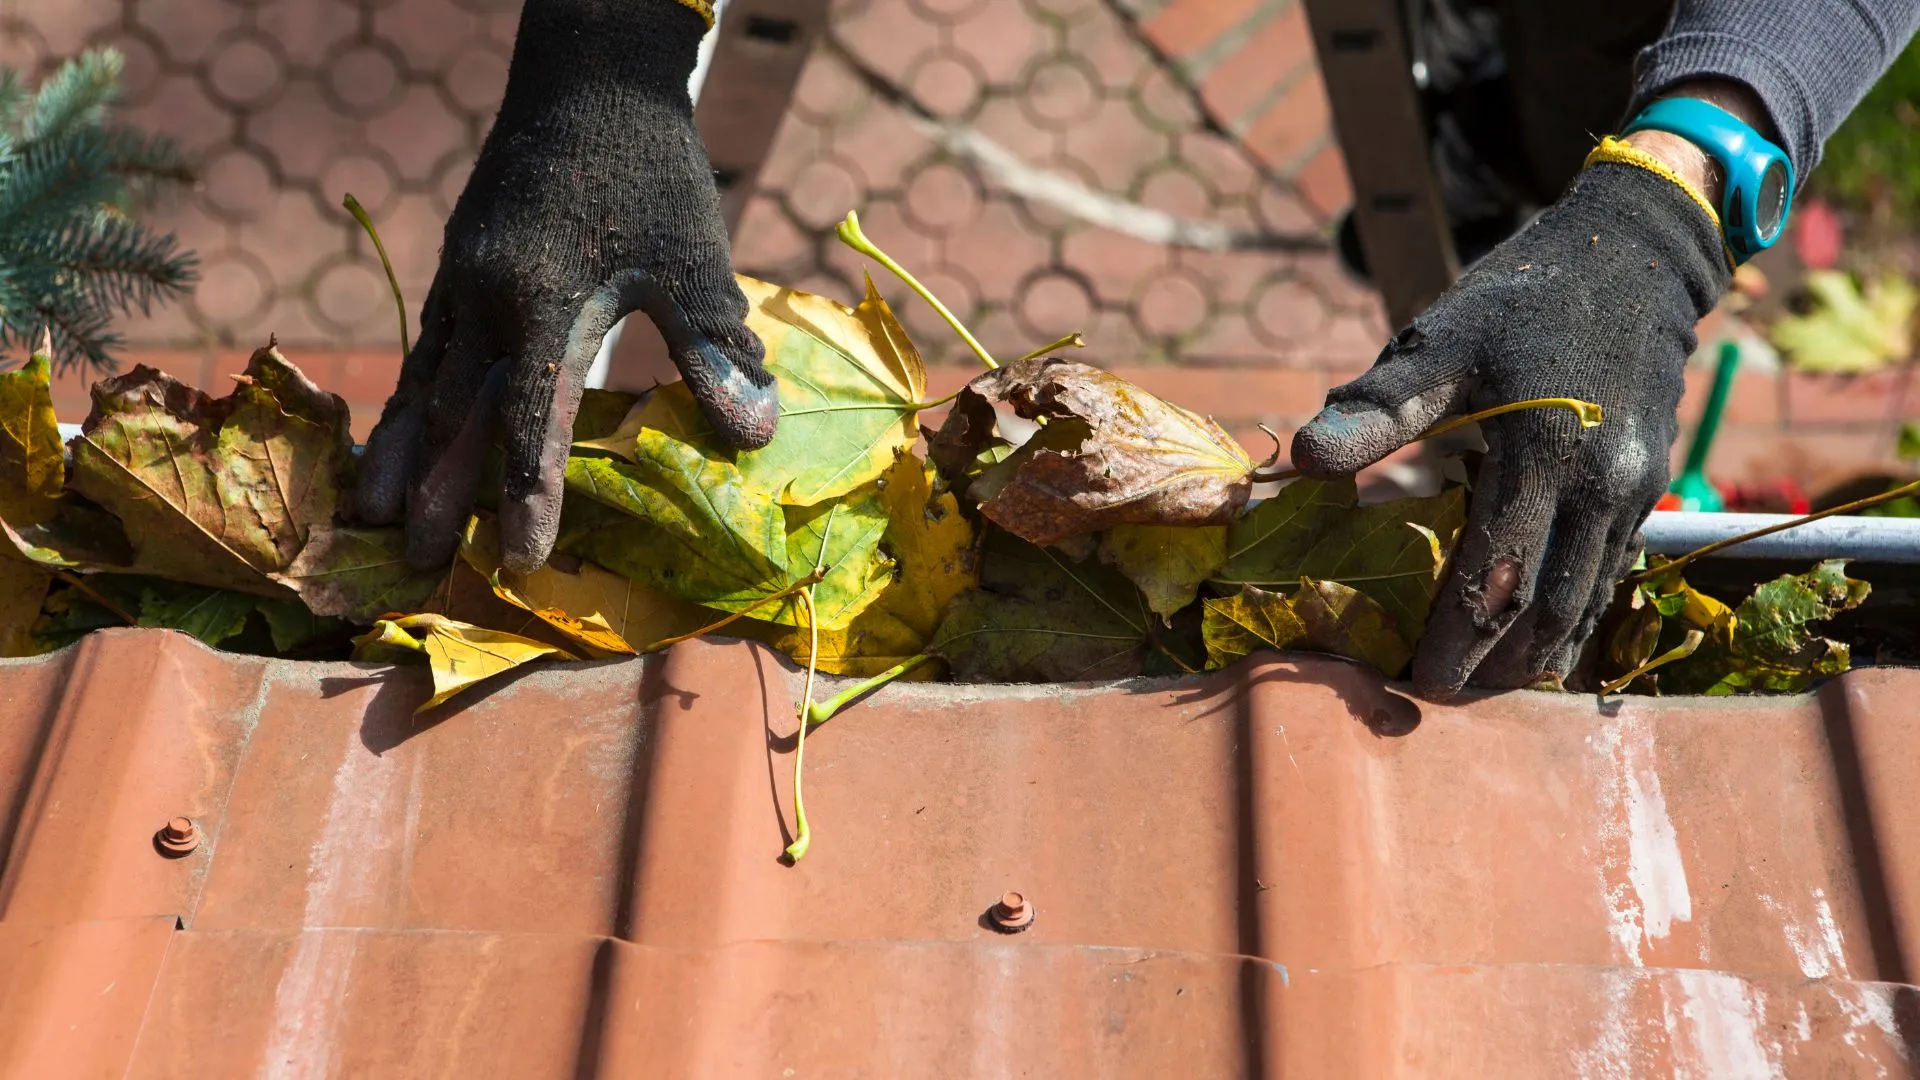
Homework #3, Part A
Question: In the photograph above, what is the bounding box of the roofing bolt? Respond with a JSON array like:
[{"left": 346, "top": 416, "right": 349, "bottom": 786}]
[
  {"left": 155, "top": 817, "right": 199, "bottom": 858},
  {"left": 990, "top": 891, "right": 1034, "bottom": 933}
]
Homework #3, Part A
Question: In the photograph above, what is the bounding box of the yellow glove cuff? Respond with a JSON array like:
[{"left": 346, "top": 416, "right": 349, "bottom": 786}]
[
  {"left": 673, "top": 0, "right": 716, "bottom": 29},
  {"left": 1584, "top": 136, "right": 1735, "bottom": 268}
]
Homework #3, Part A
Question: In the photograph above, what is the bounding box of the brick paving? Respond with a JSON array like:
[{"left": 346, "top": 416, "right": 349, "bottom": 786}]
[{"left": 8, "top": 0, "right": 1914, "bottom": 491}]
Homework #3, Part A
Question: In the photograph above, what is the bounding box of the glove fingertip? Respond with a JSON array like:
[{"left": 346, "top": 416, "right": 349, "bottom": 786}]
[
  {"left": 497, "top": 488, "right": 561, "bottom": 576},
  {"left": 1290, "top": 403, "right": 1407, "bottom": 478}
]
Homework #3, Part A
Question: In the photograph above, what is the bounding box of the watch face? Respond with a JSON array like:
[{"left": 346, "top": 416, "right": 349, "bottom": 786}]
[{"left": 1756, "top": 160, "right": 1789, "bottom": 242}]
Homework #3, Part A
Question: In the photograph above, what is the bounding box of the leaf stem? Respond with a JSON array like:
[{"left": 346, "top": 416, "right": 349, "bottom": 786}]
[
  {"left": 1013, "top": 333, "right": 1086, "bottom": 364},
  {"left": 804, "top": 653, "right": 933, "bottom": 727},
  {"left": 1625, "top": 478, "right": 1920, "bottom": 585},
  {"left": 1245, "top": 397, "right": 1606, "bottom": 484},
  {"left": 1598, "top": 628, "right": 1704, "bottom": 697},
  {"left": 785, "top": 586, "right": 820, "bottom": 864},
  {"left": 836, "top": 210, "right": 999, "bottom": 370},
  {"left": 638, "top": 568, "right": 825, "bottom": 651},
  {"left": 906, "top": 385, "right": 968, "bottom": 410},
  {"left": 344, "top": 193, "right": 411, "bottom": 356},
  {"left": 55, "top": 571, "right": 135, "bottom": 626}
]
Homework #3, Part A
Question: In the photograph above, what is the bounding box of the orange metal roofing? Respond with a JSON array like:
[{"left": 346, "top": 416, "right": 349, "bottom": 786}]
[{"left": 3, "top": 628, "right": 1918, "bottom": 1077}]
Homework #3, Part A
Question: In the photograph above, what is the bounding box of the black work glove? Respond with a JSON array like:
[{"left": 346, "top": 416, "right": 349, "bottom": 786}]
[
  {"left": 1292, "top": 161, "right": 1731, "bottom": 700},
  {"left": 359, "top": 0, "right": 776, "bottom": 574}
]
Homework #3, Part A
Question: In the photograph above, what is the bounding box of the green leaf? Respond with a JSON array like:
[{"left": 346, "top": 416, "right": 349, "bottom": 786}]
[
  {"left": 1770, "top": 270, "right": 1918, "bottom": 373},
  {"left": 31, "top": 575, "right": 140, "bottom": 652},
  {"left": 565, "top": 431, "right": 791, "bottom": 610},
  {"left": 1100, "top": 524, "right": 1227, "bottom": 621},
  {"left": 275, "top": 527, "right": 442, "bottom": 624},
  {"left": 764, "top": 485, "right": 892, "bottom": 630},
  {"left": 1214, "top": 478, "right": 1358, "bottom": 587},
  {"left": 575, "top": 274, "right": 927, "bottom": 507},
  {"left": 1899, "top": 421, "right": 1920, "bottom": 461},
  {"left": 1214, "top": 481, "right": 1465, "bottom": 648},
  {"left": 739, "top": 453, "right": 978, "bottom": 676},
  {"left": 136, "top": 583, "right": 255, "bottom": 647},
  {"left": 1292, "top": 577, "right": 1413, "bottom": 677},
  {"left": 930, "top": 529, "right": 1151, "bottom": 682},
  {"left": 1200, "top": 585, "right": 1306, "bottom": 671},
  {"left": 0, "top": 349, "right": 63, "bottom": 527},
  {"left": 258, "top": 598, "right": 347, "bottom": 653},
  {"left": 1660, "top": 560, "right": 1870, "bottom": 695},
  {"left": 67, "top": 346, "right": 351, "bottom": 596}
]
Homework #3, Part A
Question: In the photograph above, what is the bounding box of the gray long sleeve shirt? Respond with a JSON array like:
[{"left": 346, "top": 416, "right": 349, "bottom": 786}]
[{"left": 1634, "top": 0, "right": 1920, "bottom": 180}]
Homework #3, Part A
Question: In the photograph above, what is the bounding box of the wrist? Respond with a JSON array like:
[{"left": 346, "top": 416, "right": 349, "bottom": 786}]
[{"left": 1621, "top": 79, "right": 1780, "bottom": 216}]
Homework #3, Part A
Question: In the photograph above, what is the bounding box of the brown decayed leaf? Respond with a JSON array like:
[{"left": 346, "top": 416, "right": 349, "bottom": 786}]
[
  {"left": 67, "top": 345, "right": 351, "bottom": 596},
  {"left": 928, "top": 357, "right": 1253, "bottom": 546}
]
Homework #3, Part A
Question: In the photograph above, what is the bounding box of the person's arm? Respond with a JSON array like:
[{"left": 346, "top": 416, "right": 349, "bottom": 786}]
[
  {"left": 1631, "top": 1, "right": 1920, "bottom": 182},
  {"left": 1291, "top": 7, "right": 1920, "bottom": 701}
]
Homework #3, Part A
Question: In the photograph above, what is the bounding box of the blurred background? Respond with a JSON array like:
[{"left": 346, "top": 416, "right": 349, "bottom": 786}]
[{"left": 3, "top": 0, "right": 1917, "bottom": 503}]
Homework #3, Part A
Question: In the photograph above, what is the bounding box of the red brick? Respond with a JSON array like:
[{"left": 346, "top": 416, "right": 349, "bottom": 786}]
[
  {"left": 1292, "top": 141, "right": 1352, "bottom": 220},
  {"left": 1782, "top": 370, "right": 1920, "bottom": 427},
  {"left": 1142, "top": 0, "right": 1273, "bottom": 61},
  {"left": 1243, "top": 70, "right": 1331, "bottom": 171},
  {"left": 1199, "top": 4, "right": 1315, "bottom": 130},
  {"left": 1690, "top": 424, "right": 1902, "bottom": 493},
  {"left": 1678, "top": 363, "right": 1781, "bottom": 428}
]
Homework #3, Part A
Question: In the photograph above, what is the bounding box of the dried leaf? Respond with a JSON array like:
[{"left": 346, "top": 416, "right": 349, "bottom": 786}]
[
  {"left": 459, "top": 515, "right": 710, "bottom": 654},
  {"left": 740, "top": 453, "right": 976, "bottom": 676},
  {"left": 1770, "top": 270, "right": 1918, "bottom": 373},
  {"left": 1292, "top": 578, "right": 1413, "bottom": 677},
  {"left": 1214, "top": 481, "right": 1465, "bottom": 648},
  {"left": 1100, "top": 524, "right": 1227, "bottom": 621},
  {"left": 276, "top": 527, "right": 442, "bottom": 624},
  {"left": 351, "top": 612, "right": 576, "bottom": 713},
  {"left": 931, "top": 528, "right": 1151, "bottom": 682},
  {"left": 0, "top": 349, "right": 64, "bottom": 528},
  {"left": 0, "top": 552, "right": 51, "bottom": 657},
  {"left": 928, "top": 357, "right": 1254, "bottom": 545},
  {"left": 576, "top": 274, "right": 926, "bottom": 507},
  {"left": 490, "top": 575, "right": 635, "bottom": 657},
  {"left": 67, "top": 346, "right": 351, "bottom": 595},
  {"left": 1200, "top": 586, "right": 1306, "bottom": 671}
]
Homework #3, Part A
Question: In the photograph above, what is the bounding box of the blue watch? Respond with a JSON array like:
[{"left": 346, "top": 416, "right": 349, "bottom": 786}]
[{"left": 1622, "top": 98, "right": 1794, "bottom": 263}]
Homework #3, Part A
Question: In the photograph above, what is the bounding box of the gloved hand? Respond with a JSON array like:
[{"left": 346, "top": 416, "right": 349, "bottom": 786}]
[
  {"left": 359, "top": 0, "right": 776, "bottom": 574},
  {"left": 1292, "top": 159, "right": 1731, "bottom": 700}
]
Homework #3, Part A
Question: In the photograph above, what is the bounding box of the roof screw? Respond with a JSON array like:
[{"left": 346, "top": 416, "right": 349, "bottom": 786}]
[
  {"left": 990, "top": 890, "right": 1034, "bottom": 933},
  {"left": 155, "top": 817, "right": 199, "bottom": 858}
]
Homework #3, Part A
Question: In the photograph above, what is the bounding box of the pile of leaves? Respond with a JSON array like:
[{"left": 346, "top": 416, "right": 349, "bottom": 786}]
[{"left": 0, "top": 215, "right": 1896, "bottom": 857}]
